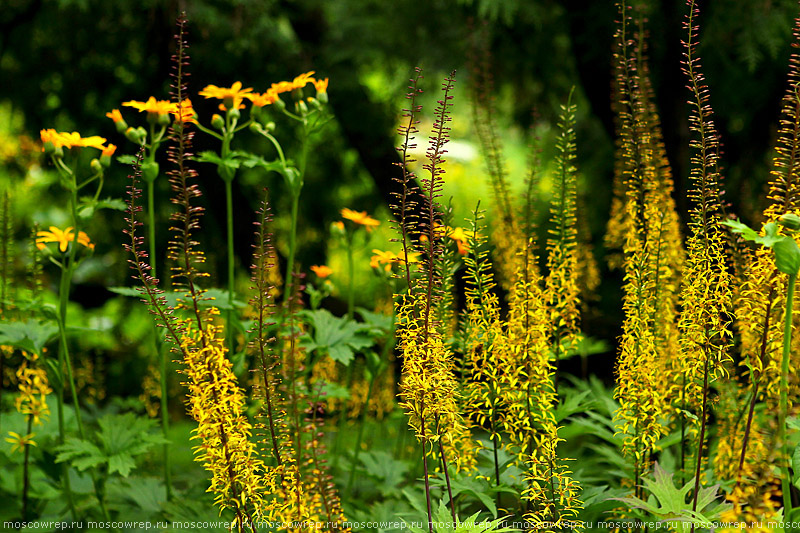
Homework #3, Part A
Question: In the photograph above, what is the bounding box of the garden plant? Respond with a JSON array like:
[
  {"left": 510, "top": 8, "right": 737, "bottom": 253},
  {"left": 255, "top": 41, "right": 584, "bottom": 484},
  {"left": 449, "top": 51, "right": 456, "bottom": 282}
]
[{"left": 4, "top": 0, "right": 800, "bottom": 532}]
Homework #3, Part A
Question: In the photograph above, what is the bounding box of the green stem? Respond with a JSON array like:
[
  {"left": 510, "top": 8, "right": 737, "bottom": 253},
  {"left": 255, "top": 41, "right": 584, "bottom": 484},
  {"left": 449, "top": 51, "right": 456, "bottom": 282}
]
[
  {"left": 283, "top": 189, "right": 300, "bottom": 303},
  {"left": 225, "top": 177, "right": 236, "bottom": 360},
  {"left": 22, "top": 414, "right": 33, "bottom": 520},
  {"left": 346, "top": 368, "right": 377, "bottom": 494},
  {"left": 346, "top": 233, "right": 355, "bottom": 320},
  {"left": 780, "top": 273, "right": 796, "bottom": 516},
  {"left": 157, "top": 333, "right": 171, "bottom": 500}
]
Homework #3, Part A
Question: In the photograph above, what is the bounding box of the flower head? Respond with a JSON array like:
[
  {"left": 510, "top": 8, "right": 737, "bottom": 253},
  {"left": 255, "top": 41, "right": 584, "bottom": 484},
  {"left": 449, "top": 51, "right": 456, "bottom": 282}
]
[
  {"left": 370, "top": 250, "right": 398, "bottom": 272},
  {"left": 310, "top": 265, "right": 333, "bottom": 278},
  {"left": 447, "top": 226, "right": 470, "bottom": 255},
  {"left": 5, "top": 432, "right": 36, "bottom": 454},
  {"left": 172, "top": 98, "right": 198, "bottom": 124},
  {"left": 39, "top": 129, "right": 107, "bottom": 151},
  {"left": 247, "top": 89, "right": 280, "bottom": 108},
  {"left": 122, "top": 97, "right": 176, "bottom": 116},
  {"left": 199, "top": 82, "right": 253, "bottom": 111},
  {"left": 341, "top": 208, "right": 380, "bottom": 230},
  {"left": 291, "top": 71, "right": 316, "bottom": 90},
  {"left": 36, "top": 226, "right": 94, "bottom": 252},
  {"left": 314, "top": 78, "right": 329, "bottom": 94},
  {"left": 106, "top": 109, "right": 125, "bottom": 123},
  {"left": 102, "top": 144, "right": 117, "bottom": 158}
]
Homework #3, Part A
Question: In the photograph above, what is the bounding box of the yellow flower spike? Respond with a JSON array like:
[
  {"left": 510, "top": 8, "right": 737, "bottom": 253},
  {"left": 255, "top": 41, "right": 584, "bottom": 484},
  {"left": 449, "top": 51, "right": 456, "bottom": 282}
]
[
  {"left": 340, "top": 208, "right": 380, "bottom": 231},
  {"left": 199, "top": 82, "right": 253, "bottom": 111},
  {"left": 122, "top": 97, "right": 176, "bottom": 116},
  {"left": 5, "top": 431, "right": 37, "bottom": 454},
  {"left": 310, "top": 265, "right": 333, "bottom": 278}
]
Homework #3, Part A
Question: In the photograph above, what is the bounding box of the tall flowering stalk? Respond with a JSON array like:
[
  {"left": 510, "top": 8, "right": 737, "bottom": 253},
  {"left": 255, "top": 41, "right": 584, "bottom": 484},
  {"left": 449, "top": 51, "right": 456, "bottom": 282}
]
[
  {"left": 679, "top": 0, "right": 734, "bottom": 515},
  {"left": 544, "top": 90, "right": 581, "bottom": 395},
  {"left": 731, "top": 14, "right": 800, "bottom": 518},
  {"left": 610, "top": 1, "right": 684, "bottom": 498},
  {"left": 392, "top": 69, "right": 464, "bottom": 531}
]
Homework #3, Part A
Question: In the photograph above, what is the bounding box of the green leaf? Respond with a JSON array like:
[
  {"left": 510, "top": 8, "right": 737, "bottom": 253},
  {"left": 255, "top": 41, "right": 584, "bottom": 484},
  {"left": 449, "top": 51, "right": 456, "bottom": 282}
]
[
  {"left": 773, "top": 236, "right": 800, "bottom": 275},
  {"left": 554, "top": 389, "right": 592, "bottom": 423},
  {"left": 793, "top": 445, "right": 800, "bottom": 488},
  {"left": 108, "top": 286, "right": 142, "bottom": 297},
  {"left": 609, "top": 462, "right": 731, "bottom": 530},
  {"left": 0, "top": 319, "right": 58, "bottom": 355},
  {"left": 302, "top": 309, "right": 372, "bottom": 365},
  {"left": 721, "top": 219, "right": 761, "bottom": 243},
  {"left": 722, "top": 219, "right": 784, "bottom": 247},
  {"left": 195, "top": 150, "right": 241, "bottom": 171},
  {"left": 107, "top": 453, "right": 137, "bottom": 477},
  {"left": 116, "top": 154, "right": 138, "bottom": 165},
  {"left": 55, "top": 438, "right": 105, "bottom": 471},
  {"left": 359, "top": 450, "right": 409, "bottom": 491}
]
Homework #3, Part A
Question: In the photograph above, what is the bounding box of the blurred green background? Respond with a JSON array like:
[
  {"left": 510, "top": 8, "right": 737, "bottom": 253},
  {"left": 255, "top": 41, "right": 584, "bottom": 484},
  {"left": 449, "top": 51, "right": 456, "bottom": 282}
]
[{"left": 1, "top": 0, "right": 799, "bottom": 376}]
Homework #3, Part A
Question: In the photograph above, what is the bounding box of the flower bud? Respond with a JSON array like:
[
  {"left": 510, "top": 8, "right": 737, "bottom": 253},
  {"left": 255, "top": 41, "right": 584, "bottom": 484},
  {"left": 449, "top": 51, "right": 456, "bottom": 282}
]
[
  {"left": 124, "top": 127, "right": 143, "bottom": 144},
  {"left": 42, "top": 140, "right": 57, "bottom": 156},
  {"left": 211, "top": 114, "right": 225, "bottom": 130},
  {"left": 309, "top": 97, "right": 322, "bottom": 110},
  {"left": 158, "top": 112, "right": 171, "bottom": 127},
  {"left": 227, "top": 106, "right": 241, "bottom": 120},
  {"left": 297, "top": 100, "right": 308, "bottom": 115},
  {"left": 264, "top": 121, "right": 276, "bottom": 132},
  {"left": 90, "top": 158, "right": 103, "bottom": 174},
  {"left": 115, "top": 119, "right": 128, "bottom": 134},
  {"left": 317, "top": 91, "right": 328, "bottom": 105},
  {"left": 273, "top": 97, "right": 286, "bottom": 112},
  {"left": 779, "top": 213, "right": 800, "bottom": 231}
]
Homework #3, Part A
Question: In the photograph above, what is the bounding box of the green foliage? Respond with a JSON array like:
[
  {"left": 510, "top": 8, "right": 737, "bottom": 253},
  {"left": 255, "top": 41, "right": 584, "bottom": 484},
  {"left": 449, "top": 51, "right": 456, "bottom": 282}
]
[
  {"left": 302, "top": 308, "right": 373, "bottom": 364},
  {"left": 611, "top": 463, "right": 731, "bottom": 531},
  {"left": 0, "top": 319, "right": 58, "bottom": 355},
  {"left": 55, "top": 413, "right": 168, "bottom": 477},
  {"left": 403, "top": 501, "right": 518, "bottom": 533}
]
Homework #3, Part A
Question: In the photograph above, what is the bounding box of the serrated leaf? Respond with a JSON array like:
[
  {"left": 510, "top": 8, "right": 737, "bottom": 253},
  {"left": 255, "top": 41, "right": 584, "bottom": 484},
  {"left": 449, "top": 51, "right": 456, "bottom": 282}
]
[
  {"left": 0, "top": 319, "right": 58, "bottom": 355},
  {"left": 302, "top": 309, "right": 372, "bottom": 365},
  {"left": 55, "top": 438, "right": 104, "bottom": 470},
  {"left": 107, "top": 453, "right": 136, "bottom": 477}
]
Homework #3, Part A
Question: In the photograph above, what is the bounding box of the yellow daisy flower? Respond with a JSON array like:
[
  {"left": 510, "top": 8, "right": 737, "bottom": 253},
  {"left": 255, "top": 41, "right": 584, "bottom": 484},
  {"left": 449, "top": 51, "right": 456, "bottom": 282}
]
[
  {"left": 36, "top": 226, "right": 95, "bottom": 252},
  {"left": 39, "top": 129, "right": 107, "bottom": 151},
  {"left": 172, "top": 98, "right": 198, "bottom": 124},
  {"left": 105, "top": 109, "right": 125, "bottom": 123},
  {"left": 199, "top": 81, "right": 253, "bottom": 111},
  {"left": 5, "top": 431, "right": 36, "bottom": 454},
  {"left": 310, "top": 265, "right": 333, "bottom": 278},
  {"left": 122, "top": 97, "right": 176, "bottom": 116},
  {"left": 341, "top": 208, "right": 380, "bottom": 230}
]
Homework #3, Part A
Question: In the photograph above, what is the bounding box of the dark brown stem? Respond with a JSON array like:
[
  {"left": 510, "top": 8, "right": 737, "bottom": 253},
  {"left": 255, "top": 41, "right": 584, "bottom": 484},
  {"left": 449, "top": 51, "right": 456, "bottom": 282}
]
[
  {"left": 435, "top": 414, "right": 456, "bottom": 526},
  {"left": 22, "top": 414, "right": 33, "bottom": 520},
  {"left": 737, "top": 284, "right": 776, "bottom": 483},
  {"left": 420, "top": 406, "right": 434, "bottom": 533},
  {"left": 691, "top": 351, "right": 711, "bottom": 525}
]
